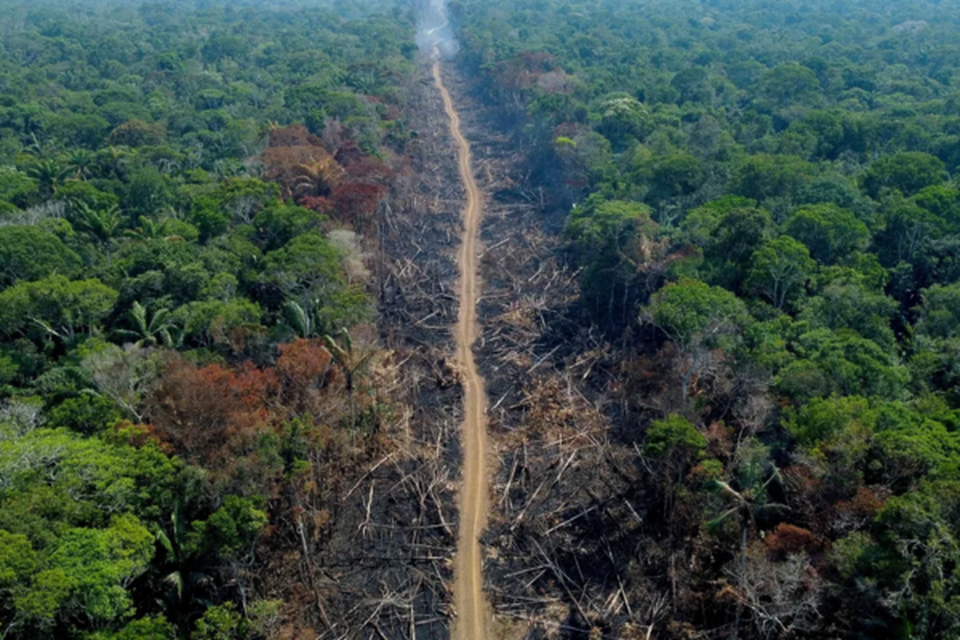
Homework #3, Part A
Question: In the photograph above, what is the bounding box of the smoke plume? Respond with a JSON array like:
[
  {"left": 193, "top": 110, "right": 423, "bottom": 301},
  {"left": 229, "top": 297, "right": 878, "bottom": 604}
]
[{"left": 416, "top": 0, "right": 458, "bottom": 58}]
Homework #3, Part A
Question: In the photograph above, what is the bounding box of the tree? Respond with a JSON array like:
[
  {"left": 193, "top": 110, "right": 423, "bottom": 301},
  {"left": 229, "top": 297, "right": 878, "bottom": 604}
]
[
  {"left": 643, "top": 278, "right": 750, "bottom": 353},
  {"left": 263, "top": 232, "right": 366, "bottom": 336},
  {"left": 63, "top": 149, "right": 97, "bottom": 181},
  {"left": 687, "top": 203, "right": 773, "bottom": 292},
  {"left": 0, "top": 424, "right": 175, "bottom": 638},
  {"left": 776, "top": 329, "right": 909, "bottom": 401},
  {"left": 729, "top": 154, "right": 816, "bottom": 202},
  {"left": 81, "top": 344, "right": 159, "bottom": 423},
  {"left": 106, "top": 120, "right": 166, "bottom": 148},
  {"left": 641, "top": 278, "right": 750, "bottom": 400},
  {"left": 868, "top": 481, "right": 960, "bottom": 638},
  {"left": 46, "top": 515, "right": 154, "bottom": 627},
  {"left": 647, "top": 152, "right": 704, "bottom": 202},
  {"left": 0, "top": 226, "right": 81, "bottom": 286},
  {"left": 71, "top": 202, "right": 123, "bottom": 266},
  {"left": 25, "top": 160, "right": 69, "bottom": 199},
  {"left": 116, "top": 301, "right": 179, "bottom": 348},
  {"left": 596, "top": 93, "right": 651, "bottom": 150},
  {"left": 757, "top": 63, "right": 821, "bottom": 108},
  {"left": 252, "top": 204, "right": 324, "bottom": 252},
  {"left": 0, "top": 167, "right": 38, "bottom": 208},
  {"left": 172, "top": 299, "right": 262, "bottom": 349},
  {"left": 916, "top": 282, "right": 960, "bottom": 338},
  {"left": 746, "top": 236, "right": 816, "bottom": 309},
  {"left": 784, "top": 203, "right": 870, "bottom": 264},
  {"left": 873, "top": 196, "right": 941, "bottom": 265},
  {"left": 862, "top": 152, "right": 948, "bottom": 198},
  {"left": 144, "top": 357, "right": 276, "bottom": 464},
  {"left": 800, "top": 279, "right": 898, "bottom": 349},
  {"left": 85, "top": 616, "right": 176, "bottom": 639},
  {"left": 324, "top": 328, "right": 377, "bottom": 424},
  {"left": 643, "top": 414, "right": 706, "bottom": 480},
  {"left": 330, "top": 182, "right": 384, "bottom": 233},
  {"left": 190, "top": 179, "right": 280, "bottom": 243},
  {"left": 0, "top": 276, "right": 118, "bottom": 345},
  {"left": 725, "top": 547, "right": 823, "bottom": 639},
  {"left": 567, "top": 198, "right": 659, "bottom": 329},
  {"left": 642, "top": 413, "right": 708, "bottom": 524}
]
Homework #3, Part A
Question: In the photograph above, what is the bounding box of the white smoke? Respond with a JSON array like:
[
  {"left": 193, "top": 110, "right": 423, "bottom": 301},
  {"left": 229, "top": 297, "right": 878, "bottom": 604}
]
[{"left": 416, "top": 0, "right": 458, "bottom": 59}]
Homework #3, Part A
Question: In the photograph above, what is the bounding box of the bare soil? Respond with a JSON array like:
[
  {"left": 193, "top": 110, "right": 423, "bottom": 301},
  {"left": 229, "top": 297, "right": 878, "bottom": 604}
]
[{"left": 432, "top": 58, "right": 494, "bottom": 640}]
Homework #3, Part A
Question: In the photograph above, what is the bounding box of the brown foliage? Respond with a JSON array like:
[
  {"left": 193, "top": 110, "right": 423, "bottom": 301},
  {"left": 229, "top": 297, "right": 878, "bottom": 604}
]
[
  {"left": 276, "top": 338, "right": 338, "bottom": 414},
  {"left": 704, "top": 421, "right": 734, "bottom": 459},
  {"left": 145, "top": 356, "right": 274, "bottom": 465},
  {"left": 764, "top": 523, "right": 821, "bottom": 559},
  {"left": 330, "top": 182, "right": 384, "bottom": 232},
  {"left": 267, "top": 123, "right": 324, "bottom": 148},
  {"left": 494, "top": 51, "right": 559, "bottom": 92},
  {"left": 296, "top": 195, "right": 334, "bottom": 214},
  {"left": 830, "top": 486, "right": 884, "bottom": 535},
  {"left": 261, "top": 124, "right": 344, "bottom": 199},
  {"left": 145, "top": 342, "right": 348, "bottom": 465},
  {"left": 333, "top": 139, "right": 364, "bottom": 167},
  {"left": 344, "top": 155, "right": 392, "bottom": 184}
]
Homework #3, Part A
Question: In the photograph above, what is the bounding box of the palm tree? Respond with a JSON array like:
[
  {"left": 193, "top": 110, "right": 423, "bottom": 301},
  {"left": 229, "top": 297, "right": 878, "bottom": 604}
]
[
  {"left": 292, "top": 157, "right": 343, "bottom": 197},
  {"left": 708, "top": 445, "right": 790, "bottom": 634},
  {"left": 124, "top": 215, "right": 164, "bottom": 241},
  {"left": 155, "top": 502, "right": 213, "bottom": 631},
  {"left": 72, "top": 201, "right": 123, "bottom": 265},
  {"left": 64, "top": 149, "right": 96, "bottom": 181},
  {"left": 283, "top": 299, "right": 319, "bottom": 339},
  {"left": 324, "top": 328, "right": 377, "bottom": 425},
  {"left": 97, "top": 145, "right": 136, "bottom": 180},
  {"left": 116, "top": 301, "right": 180, "bottom": 348},
  {"left": 27, "top": 159, "right": 68, "bottom": 198},
  {"left": 22, "top": 132, "right": 53, "bottom": 158}
]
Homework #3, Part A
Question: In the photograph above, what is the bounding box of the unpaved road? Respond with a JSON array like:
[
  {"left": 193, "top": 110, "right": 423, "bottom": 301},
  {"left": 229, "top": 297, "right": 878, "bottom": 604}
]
[{"left": 432, "top": 59, "right": 491, "bottom": 639}]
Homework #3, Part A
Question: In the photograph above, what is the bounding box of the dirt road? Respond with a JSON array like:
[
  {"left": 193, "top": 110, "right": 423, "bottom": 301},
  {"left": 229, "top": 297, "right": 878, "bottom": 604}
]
[{"left": 432, "top": 59, "right": 491, "bottom": 639}]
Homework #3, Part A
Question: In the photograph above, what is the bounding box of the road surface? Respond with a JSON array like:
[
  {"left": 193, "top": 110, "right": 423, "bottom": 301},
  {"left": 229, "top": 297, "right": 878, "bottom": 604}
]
[{"left": 432, "top": 58, "right": 492, "bottom": 639}]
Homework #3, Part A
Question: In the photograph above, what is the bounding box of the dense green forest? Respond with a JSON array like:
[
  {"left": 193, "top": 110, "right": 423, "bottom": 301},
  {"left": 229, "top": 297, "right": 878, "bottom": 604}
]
[
  {"left": 454, "top": 0, "right": 960, "bottom": 638},
  {"left": 4, "top": 0, "right": 960, "bottom": 637},
  {"left": 0, "top": 1, "right": 420, "bottom": 637}
]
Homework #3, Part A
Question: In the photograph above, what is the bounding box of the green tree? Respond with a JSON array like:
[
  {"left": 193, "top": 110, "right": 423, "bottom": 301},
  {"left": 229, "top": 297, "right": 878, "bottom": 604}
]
[
  {"left": 567, "top": 198, "right": 658, "bottom": 328},
  {"left": 0, "top": 276, "right": 118, "bottom": 345},
  {"left": 745, "top": 236, "right": 816, "bottom": 309},
  {"left": 729, "top": 154, "right": 816, "bottom": 202},
  {"left": 784, "top": 203, "right": 870, "bottom": 264},
  {"left": 648, "top": 152, "right": 704, "bottom": 202},
  {"left": 689, "top": 203, "right": 773, "bottom": 291},
  {"left": 801, "top": 269, "right": 898, "bottom": 348},
  {"left": 71, "top": 202, "right": 123, "bottom": 266},
  {"left": 596, "top": 93, "right": 651, "bottom": 150},
  {"left": 116, "top": 301, "right": 179, "bottom": 348},
  {"left": 862, "top": 152, "right": 948, "bottom": 198},
  {"left": 776, "top": 329, "right": 909, "bottom": 401},
  {"left": 757, "top": 63, "right": 821, "bottom": 108},
  {"left": 0, "top": 226, "right": 81, "bottom": 286},
  {"left": 173, "top": 299, "right": 262, "bottom": 349},
  {"left": 869, "top": 481, "right": 960, "bottom": 638},
  {"left": 25, "top": 160, "right": 69, "bottom": 199},
  {"left": 47, "top": 515, "right": 154, "bottom": 626},
  {"left": 643, "top": 278, "right": 750, "bottom": 352},
  {"left": 263, "top": 232, "right": 367, "bottom": 335},
  {"left": 643, "top": 414, "right": 707, "bottom": 515},
  {"left": 641, "top": 278, "right": 750, "bottom": 400},
  {"left": 916, "top": 282, "right": 960, "bottom": 338}
]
